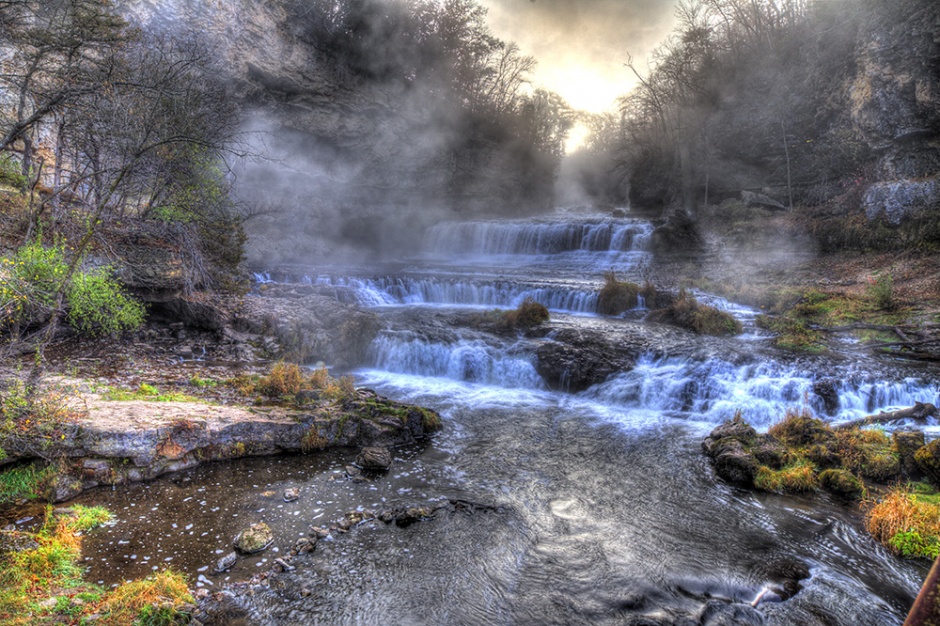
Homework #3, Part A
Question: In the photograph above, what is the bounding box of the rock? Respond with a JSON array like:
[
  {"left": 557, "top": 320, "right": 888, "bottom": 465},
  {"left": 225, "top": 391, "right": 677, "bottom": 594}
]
[
  {"left": 283, "top": 487, "right": 300, "bottom": 502},
  {"left": 295, "top": 389, "right": 321, "bottom": 405},
  {"left": 894, "top": 431, "right": 926, "bottom": 480},
  {"left": 273, "top": 557, "right": 295, "bottom": 572},
  {"left": 813, "top": 379, "right": 840, "bottom": 416},
  {"left": 344, "top": 464, "right": 362, "bottom": 477},
  {"left": 915, "top": 439, "right": 940, "bottom": 487},
  {"left": 863, "top": 179, "right": 940, "bottom": 225},
  {"left": 752, "top": 436, "right": 789, "bottom": 470},
  {"left": 233, "top": 522, "right": 274, "bottom": 554},
  {"left": 177, "top": 345, "right": 194, "bottom": 359},
  {"left": 712, "top": 441, "right": 759, "bottom": 486},
  {"left": 356, "top": 446, "right": 392, "bottom": 471},
  {"left": 214, "top": 551, "right": 237, "bottom": 573},
  {"left": 535, "top": 328, "right": 635, "bottom": 392},
  {"left": 292, "top": 537, "right": 317, "bottom": 554},
  {"left": 309, "top": 526, "right": 330, "bottom": 539},
  {"left": 0, "top": 530, "right": 39, "bottom": 555},
  {"left": 611, "top": 208, "right": 627, "bottom": 218}
]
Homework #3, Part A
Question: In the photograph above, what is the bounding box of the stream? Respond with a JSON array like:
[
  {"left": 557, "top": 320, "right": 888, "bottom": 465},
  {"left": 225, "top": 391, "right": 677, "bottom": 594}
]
[{"left": 75, "top": 210, "right": 940, "bottom": 625}]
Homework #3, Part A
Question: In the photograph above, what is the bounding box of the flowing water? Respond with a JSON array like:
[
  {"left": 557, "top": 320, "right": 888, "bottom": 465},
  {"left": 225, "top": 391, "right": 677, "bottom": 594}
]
[{"left": 78, "top": 211, "right": 940, "bottom": 625}]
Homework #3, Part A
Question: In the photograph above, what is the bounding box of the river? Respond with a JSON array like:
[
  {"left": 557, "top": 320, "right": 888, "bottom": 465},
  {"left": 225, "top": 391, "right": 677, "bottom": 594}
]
[{"left": 77, "top": 210, "right": 939, "bottom": 625}]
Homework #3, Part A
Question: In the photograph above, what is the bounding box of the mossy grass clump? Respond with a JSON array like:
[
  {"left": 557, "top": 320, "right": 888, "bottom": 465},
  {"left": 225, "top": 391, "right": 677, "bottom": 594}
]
[
  {"left": 647, "top": 289, "right": 742, "bottom": 336},
  {"left": 756, "top": 315, "right": 825, "bottom": 352},
  {"left": 819, "top": 468, "right": 865, "bottom": 501},
  {"left": 500, "top": 298, "right": 550, "bottom": 330},
  {"left": 754, "top": 459, "right": 818, "bottom": 493},
  {"left": 767, "top": 408, "right": 834, "bottom": 448},
  {"left": 597, "top": 272, "right": 663, "bottom": 315},
  {"left": 834, "top": 427, "right": 900, "bottom": 482},
  {"left": 866, "top": 485, "right": 940, "bottom": 560}
]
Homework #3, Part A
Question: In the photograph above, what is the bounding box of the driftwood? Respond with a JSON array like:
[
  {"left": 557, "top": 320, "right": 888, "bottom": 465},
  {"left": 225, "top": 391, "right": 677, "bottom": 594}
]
[{"left": 835, "top": 402, "right": 938, "bottom": 430}]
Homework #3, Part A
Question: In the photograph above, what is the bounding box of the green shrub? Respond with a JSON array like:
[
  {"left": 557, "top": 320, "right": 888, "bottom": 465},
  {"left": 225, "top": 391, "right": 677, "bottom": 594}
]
[
  {"left": 890, "top": 530, "right": 940, "bottom": 559},
  {"left": 1, "top": 240, "right": 144, "bottom": 336},
  {"left": 866, "top": 273, "right": 895, "bottom": 311},
  {"left": 0, "top": 153, "right": 27, "bottom": 190},
  {"left": 66, "top": 268, "right": 145, "bottom": 335}
]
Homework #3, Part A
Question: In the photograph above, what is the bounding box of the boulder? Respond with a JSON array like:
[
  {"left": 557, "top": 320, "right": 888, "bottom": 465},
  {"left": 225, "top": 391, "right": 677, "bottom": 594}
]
[
  {"left": 535, "top": 329, "right": 635, "bottom": 392},
  {"left": 356, "top": 446, "right": 392, "bottom": 471},
  {"left": 894, "top": 430, "right": 926, "bottom": 480},
  {"left": 233, "top": 522, "right": 274, "bottom": 554},
  {"left": 214, "top": 551, "right": 237, "bottom": 573}
]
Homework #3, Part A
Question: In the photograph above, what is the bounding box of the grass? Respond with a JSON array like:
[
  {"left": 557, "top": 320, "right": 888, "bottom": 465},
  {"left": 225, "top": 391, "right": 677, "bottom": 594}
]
[
  {"left": 596, "top": 272, "right": 663, "bottom": 315},
  {"left": 499, "top": 298, "right": 549, "bottom": 330},
  {"left": 102, "top": 383, "right": 201, "bottom": 403},
  {"left": 646, "top": 289, "right": 742, "bottom": 336},
  {"left": 0, "top": 506, "right": 193, "bottom": 625},
  {"left": 754, "top": 459, "right": 818, "bottom": 493},
  {"left": 0, "top": 461, "right": 56, "bottom": 505}
]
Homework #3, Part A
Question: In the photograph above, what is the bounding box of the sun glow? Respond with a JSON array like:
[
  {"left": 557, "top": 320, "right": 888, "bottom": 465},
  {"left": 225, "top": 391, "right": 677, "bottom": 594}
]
[{"left": 564, "top": 121, "right": 592, "bottom": 154}]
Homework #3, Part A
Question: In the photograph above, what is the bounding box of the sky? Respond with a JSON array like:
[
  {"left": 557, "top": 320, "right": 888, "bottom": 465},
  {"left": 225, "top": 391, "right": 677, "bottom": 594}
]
[{"left": 479, "top": 0, "right": 678, "bottom": 114}]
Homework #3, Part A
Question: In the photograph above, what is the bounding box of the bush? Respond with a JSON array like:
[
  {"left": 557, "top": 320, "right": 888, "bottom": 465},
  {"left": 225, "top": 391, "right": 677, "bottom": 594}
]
[
  {"left": 835, "top": 427, "right": 901, "bottom": 482},
  {"left": 767, "top": 408, "right": 834, "bottom": 448},
  {"left": 66, "top": 268, "right": 145, "bottom": 335},
  {"left": 256, "top": 362, "right": 307, "bottom": 398},
  {"left": 597, "top": 271, "right": 640, "bottom": 315},
  {"left": 1, "top": 240, "right": 144, "bottom": 336}
]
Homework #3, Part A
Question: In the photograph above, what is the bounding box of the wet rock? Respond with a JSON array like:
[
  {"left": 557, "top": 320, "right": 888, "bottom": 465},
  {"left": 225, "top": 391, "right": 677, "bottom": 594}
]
[
  {"left": 344, "top": 465, "right": 362, "bottom": 477},
  {"left": 273, "top": 557, "right": 295, "bottom": 572},
  {"left": 177, "top": 345, "right": 194, "bottom": 359},
  {"left": 233, "top": 522, "right": 274, "bottom": 554},
  {"left": 535, "top": 328, "right": 635, "bottom": 392},
  {"left": 0, "top": 530, "right": 39, "bottom": 554},
  {"left": 356, "top": 446, "right": 392, "bottom": 471},
  {"left": 894, "top": 430, "right": 926, "bottom": 480},
  {"left": 711, "top": 441, "right": 758, "bottom": 486},
  {"left": 214, "top": 551, "right": 238, "bottom": 573},
  {"left": 309, "top": 526, "right": 330, "bottom": 539},
  {"left": 292, "top": 537, "right": 317, "bottom": 554},
  {"left": 699, "top": 600, "right": 764, "bottom": 626},
  {"left": 812, "top": 379, "right": 840, "bottom": 416},
  {"left": 283, "top": 487, "right": 300, "bottom": 502},
  {"left": 915, "top": 438, "right": 940, "bottom": 487}
]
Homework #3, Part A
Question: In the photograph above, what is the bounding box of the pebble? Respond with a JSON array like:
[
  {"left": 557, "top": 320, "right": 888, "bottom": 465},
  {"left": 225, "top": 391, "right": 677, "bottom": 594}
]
[{"left": 283, "top": 488, "right": 300, "bottom": 502}]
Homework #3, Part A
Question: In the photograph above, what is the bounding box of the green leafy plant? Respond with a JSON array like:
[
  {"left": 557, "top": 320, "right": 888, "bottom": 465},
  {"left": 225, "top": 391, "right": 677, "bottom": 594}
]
[
  {"left": 866, "top": 273, "right": 895, "bottom": 311},
  {"left": 1, "top": 240, "right": 145, "bottom": 337}
]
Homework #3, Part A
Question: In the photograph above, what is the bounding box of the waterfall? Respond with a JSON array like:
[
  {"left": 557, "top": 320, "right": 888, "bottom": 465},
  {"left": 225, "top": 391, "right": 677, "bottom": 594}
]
[{"left": 423, "top": 218, "right": 653, "bottom": 256}]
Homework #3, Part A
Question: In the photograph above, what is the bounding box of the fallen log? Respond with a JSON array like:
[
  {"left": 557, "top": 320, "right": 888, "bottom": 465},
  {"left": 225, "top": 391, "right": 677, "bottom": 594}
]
[{"left": 835, "top": 402, "right": 938, "bottom": 430}]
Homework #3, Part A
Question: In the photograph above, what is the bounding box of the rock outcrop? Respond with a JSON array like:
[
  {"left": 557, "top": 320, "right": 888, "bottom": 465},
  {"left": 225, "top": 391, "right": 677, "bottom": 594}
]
[{"left": 4, "top": 387, "right": 440, "bottom": 502}]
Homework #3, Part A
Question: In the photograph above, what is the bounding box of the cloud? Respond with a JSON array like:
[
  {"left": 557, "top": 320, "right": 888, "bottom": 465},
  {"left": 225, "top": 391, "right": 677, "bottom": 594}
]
[{"left": 479, "top": 0, "right": 677, "bottom": 112}]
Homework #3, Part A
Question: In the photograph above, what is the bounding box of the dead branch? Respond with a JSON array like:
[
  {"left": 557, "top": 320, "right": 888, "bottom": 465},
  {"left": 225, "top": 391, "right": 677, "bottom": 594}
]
[{"left": 835, "top": 402, "right": 938, "bottom": 430}]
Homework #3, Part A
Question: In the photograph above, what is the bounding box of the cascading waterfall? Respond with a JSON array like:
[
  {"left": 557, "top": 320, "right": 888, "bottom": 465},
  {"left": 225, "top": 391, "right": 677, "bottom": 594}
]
[{"left": 423, "top": 217, "right": 654, "bottom": 256}]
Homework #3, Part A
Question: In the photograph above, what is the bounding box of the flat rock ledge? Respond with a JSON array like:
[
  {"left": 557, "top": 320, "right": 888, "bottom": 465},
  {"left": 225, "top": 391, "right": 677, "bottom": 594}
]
[{"left": 3, "top": 390, "right": 439, "bottom": 502}]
